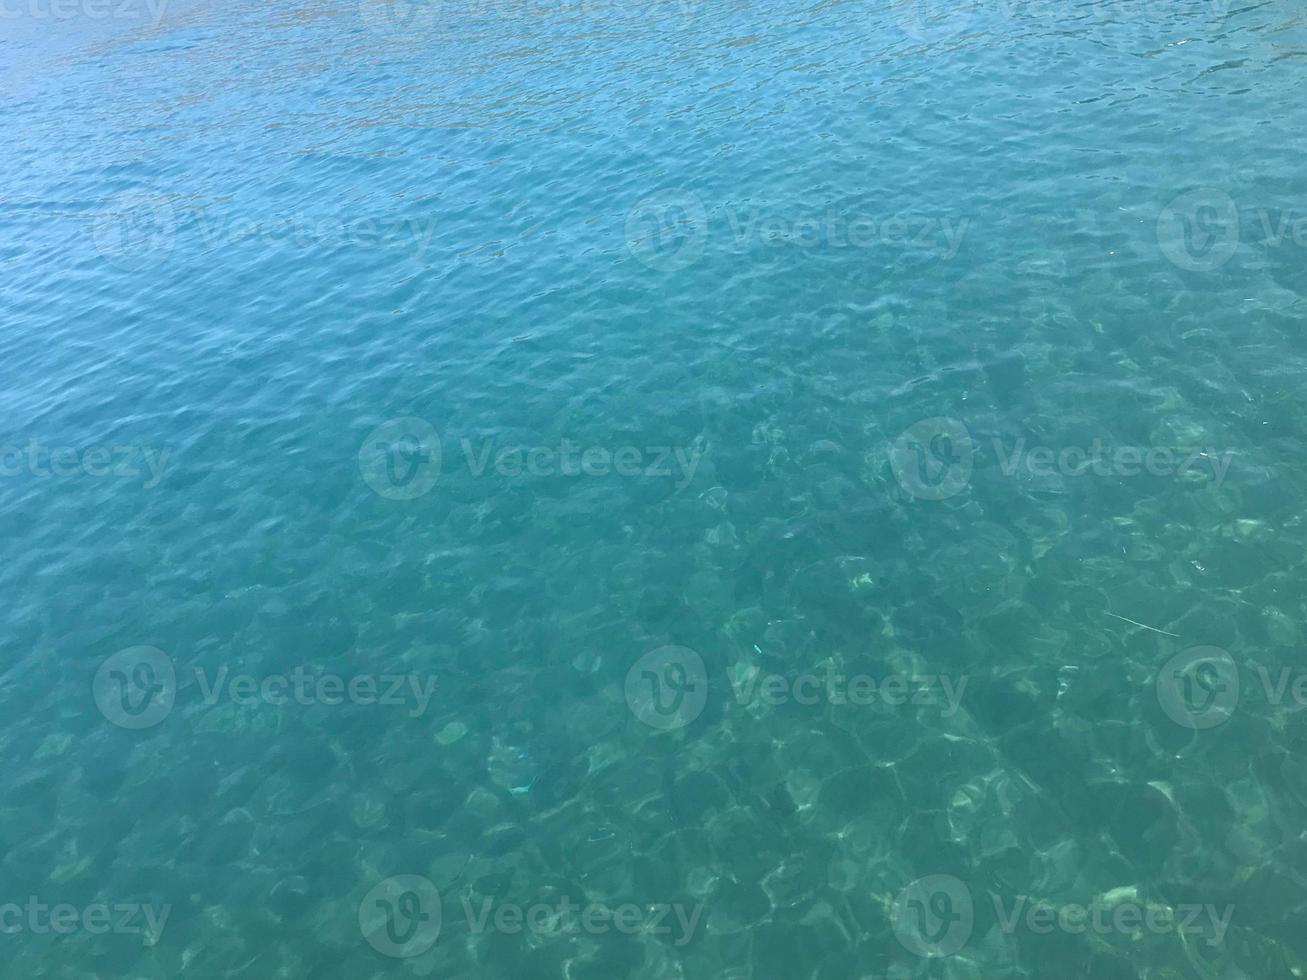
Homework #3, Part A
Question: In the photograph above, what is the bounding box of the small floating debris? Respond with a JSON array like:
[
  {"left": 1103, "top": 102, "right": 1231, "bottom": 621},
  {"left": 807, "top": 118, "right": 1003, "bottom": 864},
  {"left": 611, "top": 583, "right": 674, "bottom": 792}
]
[
  {"left": 1103, "top": 611, "right": 1180, "bottom": 637},
  {"left": 699, "top": 486, "right": 728, "bottom": 509},
  {"left": 435, "top": 721, "right": 468, "bottom": 745},
  {"left": 509, "top": 773, "right": 538, "bottom": 795}
]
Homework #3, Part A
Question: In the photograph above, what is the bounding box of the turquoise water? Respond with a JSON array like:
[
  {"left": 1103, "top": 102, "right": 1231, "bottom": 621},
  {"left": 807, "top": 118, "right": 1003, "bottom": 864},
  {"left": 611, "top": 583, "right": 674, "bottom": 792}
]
[{"left": 3, "top": 0, "right": 1307, "bottom": 975}]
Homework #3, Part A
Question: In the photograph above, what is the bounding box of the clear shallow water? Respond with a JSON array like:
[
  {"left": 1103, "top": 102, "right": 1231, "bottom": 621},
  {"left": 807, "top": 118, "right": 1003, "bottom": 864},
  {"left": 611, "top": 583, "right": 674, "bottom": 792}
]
[{"left": 3, "top": 0, "right": 1307, "bottom": 976}]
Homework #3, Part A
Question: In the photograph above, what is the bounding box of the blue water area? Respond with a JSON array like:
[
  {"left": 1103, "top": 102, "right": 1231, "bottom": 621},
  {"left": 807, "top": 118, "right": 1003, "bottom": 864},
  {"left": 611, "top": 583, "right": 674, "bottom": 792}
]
[{"left": 2, "top": 0, "right": 1307, "bottom": 975}]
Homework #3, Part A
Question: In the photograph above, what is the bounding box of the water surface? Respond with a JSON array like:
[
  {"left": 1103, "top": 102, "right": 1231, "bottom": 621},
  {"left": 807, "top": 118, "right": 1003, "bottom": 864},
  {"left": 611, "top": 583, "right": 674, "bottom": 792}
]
[{"left": 2, "top": 0, "right": 1307, "bottom": 976}]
